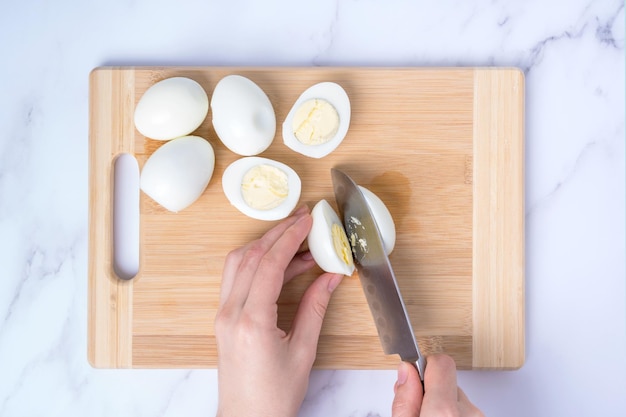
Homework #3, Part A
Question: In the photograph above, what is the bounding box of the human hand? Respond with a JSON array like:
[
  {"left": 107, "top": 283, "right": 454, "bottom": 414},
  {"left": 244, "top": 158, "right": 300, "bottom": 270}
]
[
  {"left": 392, "top": 354, "right": 484, "bottom": 417},
  {"left": 215, "top": 205, "right": 343, "bottom": 417}
]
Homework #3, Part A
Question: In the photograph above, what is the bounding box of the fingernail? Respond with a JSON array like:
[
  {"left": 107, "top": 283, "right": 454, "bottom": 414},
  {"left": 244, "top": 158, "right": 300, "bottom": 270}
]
[
  {"left": 397, "top": 362, "right": 409, "bottom": 386},
  {"left": 301, "top": 251, "right": 314, "bottom": 261},
  {"left": 293, "top": 205, "right": 309, "bottom": 216},
  {"left": 327, "top": 274, "right": 343, "bottom": 292},
  {"left": 295, "top": 212, "right": 311, "bottom": 225}
]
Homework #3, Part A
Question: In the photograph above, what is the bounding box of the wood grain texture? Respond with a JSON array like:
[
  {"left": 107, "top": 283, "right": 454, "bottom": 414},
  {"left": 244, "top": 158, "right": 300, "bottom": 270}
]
[
  {"left": 88, "top": 67, "right": 524, "bottom": 370},
  {"left": 472, "top": 69, "right": 525, "bottom": 369},
  {"left": 88, "top": 69, "right": 135, "bottom": 367}
]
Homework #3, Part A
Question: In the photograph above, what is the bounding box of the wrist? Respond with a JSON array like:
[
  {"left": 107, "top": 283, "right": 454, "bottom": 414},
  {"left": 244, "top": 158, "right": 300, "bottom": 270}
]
[{"left": 217, "top": 403, "right": 298, "bottom": 417}]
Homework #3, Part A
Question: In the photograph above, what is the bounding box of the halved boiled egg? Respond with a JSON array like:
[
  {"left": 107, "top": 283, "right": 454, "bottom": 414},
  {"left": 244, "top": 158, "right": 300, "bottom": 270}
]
[
  {"left": 308, "top": 199, "right": 355, "bottom": 276},
  {"left": 282, "top": 82, "right": 351, "bottom": 158},
  {"left": 211, "top": 75, "right": 276, "bottom": 156},
  {"left": 140, "top": 135, "right": 215, "bottom": 212},
  {"left": 359, "top": 186, "right": 396, "bottom": 255},
  {"left": 222, "top": 157, "right": 301, "bottom": 221},
  {"left": 308, "top": 186, "right": 396, "bottom": 275}
]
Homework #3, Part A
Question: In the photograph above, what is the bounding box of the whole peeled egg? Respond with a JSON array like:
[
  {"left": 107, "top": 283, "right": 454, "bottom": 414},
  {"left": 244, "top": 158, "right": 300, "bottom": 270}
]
[
  {"left": 211, "top": 75, "right": 276, "bottom": 156},
  {"left": 134, "top": 77, "right": 209, "bottom": 141},
  {"left": 222, "top": 156, "right": 301, "bottom": 221},
  {"left": 283, "top": 82, "right": 351, "bottom": 158},
  {"left": 140, "top": 135, "right": 215, "bottom": 212}
]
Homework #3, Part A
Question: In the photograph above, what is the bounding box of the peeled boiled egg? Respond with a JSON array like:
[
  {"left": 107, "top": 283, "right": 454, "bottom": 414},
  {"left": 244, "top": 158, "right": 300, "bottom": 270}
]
[
  {"left": 308, "top": 199, "right": 355, "bottom": 276},
  {"left": 359, "top": 186, "right": 396, "bottom": 255},
  {"left": 140, "top": 135, "right": 215, "bottom": 212},
  {"left": 222, "top": 157, "right": 301, "bottom": 221},
  {"left": 282, "top": 82, "right": 351, "bottom": 158},
  {"left": 307, "top": 186, "right": 396, "bottom": 275},
  {"left": 134, "top": 77, "right": 209, "bottom": 141},
  {"left": 211, "top": 75, "right": 276, "bottom": 156}
]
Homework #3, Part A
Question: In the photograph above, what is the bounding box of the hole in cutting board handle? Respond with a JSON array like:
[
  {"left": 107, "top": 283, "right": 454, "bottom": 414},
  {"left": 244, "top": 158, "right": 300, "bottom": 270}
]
[{"left": 112, "top": 153, "right": 140, "bottom": 280}]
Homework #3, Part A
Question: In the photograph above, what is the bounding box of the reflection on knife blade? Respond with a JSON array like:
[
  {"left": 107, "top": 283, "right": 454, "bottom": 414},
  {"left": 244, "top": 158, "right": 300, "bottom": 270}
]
[
  {"left": 347, "top": 215, "right": 369, "bottom": 258},
  {"left": 331, "top": 168, "right": 426, "bottom": 381}
]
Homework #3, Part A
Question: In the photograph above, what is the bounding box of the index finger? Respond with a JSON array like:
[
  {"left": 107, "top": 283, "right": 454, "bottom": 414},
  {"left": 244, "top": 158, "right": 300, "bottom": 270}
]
[
  {"left": 422, "top": 354, "right": 458, "bottom": 405},
  {"left": 220, "top": 206, "right": 309, "bottom": 308},
  {"left": 245, "top": 213, "right": 313, "bottom": 312}
]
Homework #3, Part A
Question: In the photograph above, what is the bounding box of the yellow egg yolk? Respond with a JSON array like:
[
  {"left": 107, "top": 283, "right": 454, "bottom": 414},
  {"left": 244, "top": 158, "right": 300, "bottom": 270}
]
[
  {"left": 241, "top": 164, "right": 288, "bottom": 210},
  {"left": 292, "top": 98, "right": 339, "bottom": 145},
  {"left": 331, "top": 223, "right": 354, "bottom": 268}
]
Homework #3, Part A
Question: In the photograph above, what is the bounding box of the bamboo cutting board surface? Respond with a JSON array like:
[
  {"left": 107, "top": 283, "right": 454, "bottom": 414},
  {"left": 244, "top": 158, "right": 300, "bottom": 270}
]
[{"left": 88, "top": 67, "right": 524, "bottom": 370}]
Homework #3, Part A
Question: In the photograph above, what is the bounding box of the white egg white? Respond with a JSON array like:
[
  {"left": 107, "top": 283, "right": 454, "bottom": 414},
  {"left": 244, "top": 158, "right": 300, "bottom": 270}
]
[
  {"left": 134, "top": 77, "right": 209, "bottom": 141},
  {"left": 307, "top": 199, "right": 355, "bottom": 276},
  {"left": 359, "top": 186, "right": 396, "bottom": 255},
  {"left": 282, "top": 82, "right": 351, "bottom": 158},
  {"left": 140, "top": 136, "right": 215, "bottom": 212},
  {"left": 222, "top": 157, "right": 301, "bottom": 221},
  {"left": 211, "top": 75, "right": 276, "bottom": 156}
]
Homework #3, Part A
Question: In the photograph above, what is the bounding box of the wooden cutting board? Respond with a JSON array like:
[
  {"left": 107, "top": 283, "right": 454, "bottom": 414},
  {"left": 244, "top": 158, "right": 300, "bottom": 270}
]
[{"left": 88, "top": 67, "right": 524, "bottom": 370}]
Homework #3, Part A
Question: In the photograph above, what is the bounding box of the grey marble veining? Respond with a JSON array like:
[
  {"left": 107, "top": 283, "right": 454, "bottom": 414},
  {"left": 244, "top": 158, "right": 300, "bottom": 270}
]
[{"left": 0, "top": 1, "right": 624, "bottom": 416}]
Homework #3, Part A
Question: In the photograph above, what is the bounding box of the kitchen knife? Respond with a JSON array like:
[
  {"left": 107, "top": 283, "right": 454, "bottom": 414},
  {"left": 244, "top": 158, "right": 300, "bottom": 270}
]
[{"left": 331, "top": 168, "right": 426, "bottom": 381}]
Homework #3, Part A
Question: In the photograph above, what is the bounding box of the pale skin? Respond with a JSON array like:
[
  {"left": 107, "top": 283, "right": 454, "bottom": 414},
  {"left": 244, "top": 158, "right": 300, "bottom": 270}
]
[
  {"left": 215, "top": 205, "right": 484, "bottom": 417},
  {"left": 392, "top": 355, "right": 484, "bottom": 417}
]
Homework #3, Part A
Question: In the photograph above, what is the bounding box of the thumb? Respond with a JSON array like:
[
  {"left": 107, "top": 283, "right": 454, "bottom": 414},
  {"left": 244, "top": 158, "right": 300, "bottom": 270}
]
[
  {"left": 290, "top": 273, "right": 343, "bottom": 353},
  {"left": 392, "top": 362, "right": 423, "bottom": 417}
]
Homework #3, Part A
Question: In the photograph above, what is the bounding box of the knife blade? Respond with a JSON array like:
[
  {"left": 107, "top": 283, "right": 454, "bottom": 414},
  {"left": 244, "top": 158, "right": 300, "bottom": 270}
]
[{"left": 331, "top": 168, "right": 426, "bottom": 381}]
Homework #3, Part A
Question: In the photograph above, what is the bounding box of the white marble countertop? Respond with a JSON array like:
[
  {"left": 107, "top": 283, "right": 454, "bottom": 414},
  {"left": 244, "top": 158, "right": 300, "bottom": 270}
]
[{"left": 1, "top": 1, "right": 624, "bottom": 416}]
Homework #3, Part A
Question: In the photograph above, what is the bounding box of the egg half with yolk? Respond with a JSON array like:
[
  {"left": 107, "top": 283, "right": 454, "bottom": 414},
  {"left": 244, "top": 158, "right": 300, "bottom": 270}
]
[
  {"left": 222, "top": 156, "right": 301, "bottom": 221},
  {"left": 282, "top": 82, "right": 351, "bottom": 159},
  {"left": 307, "top": 199, "right": 355, "bottom": 276}
]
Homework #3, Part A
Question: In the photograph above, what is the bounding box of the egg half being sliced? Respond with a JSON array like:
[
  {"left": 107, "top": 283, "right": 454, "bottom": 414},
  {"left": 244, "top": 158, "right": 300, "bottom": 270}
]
[
  {"left": 222, "top": 157, "right": 301, "bottom": 221},
  {"left": 308, "top": 199, "right": 355, "bottom": 276},
  {"left": 282, "top": 82, "right": 351, "bottom": 158},
  {"left": 358, "top": 186, "right": 396, "bottom": 255},
  {"left": 307, "top": 186, "right": 396, "bottom": 275},
  {"left": 140, "top": 135, "right": 215, "bottom": 212}
]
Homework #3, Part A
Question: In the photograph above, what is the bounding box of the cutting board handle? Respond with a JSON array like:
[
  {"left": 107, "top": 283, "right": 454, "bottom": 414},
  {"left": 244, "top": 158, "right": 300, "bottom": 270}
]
[{"left": 112, "top": 153, "right": 140, "bottom": 280}]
